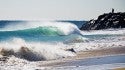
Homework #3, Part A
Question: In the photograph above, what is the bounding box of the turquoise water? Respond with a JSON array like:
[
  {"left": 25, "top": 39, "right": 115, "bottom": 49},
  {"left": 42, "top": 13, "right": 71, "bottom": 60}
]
[
  {"left": 0, "top": 21, "right": 85, "bottom": 42},
  {"left": 0, "top": 20, "right": 123, "bottom": 43}
]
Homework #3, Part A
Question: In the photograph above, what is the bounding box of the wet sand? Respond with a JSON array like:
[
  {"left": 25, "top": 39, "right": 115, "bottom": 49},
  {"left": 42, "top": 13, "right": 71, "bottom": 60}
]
[
  {"left": 76, "top": 46, "right": 125, "bottom": 59},
  {"left": 0, "top": 46, "right": 125, "bottom": 70},
  {"left": 41, "top": 46, "right": 125, "bottom": 67},
  {"left": 36, "top": 46, "right": 125, "bottom": 70},
  {"left": 113, "top": 68, "right": 125, "bottom": 70}
]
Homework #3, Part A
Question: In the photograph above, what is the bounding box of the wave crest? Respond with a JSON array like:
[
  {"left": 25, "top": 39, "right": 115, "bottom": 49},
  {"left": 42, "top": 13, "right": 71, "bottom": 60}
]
[{"left": 0, "top": 21, "right": 81, "bottom": 36}]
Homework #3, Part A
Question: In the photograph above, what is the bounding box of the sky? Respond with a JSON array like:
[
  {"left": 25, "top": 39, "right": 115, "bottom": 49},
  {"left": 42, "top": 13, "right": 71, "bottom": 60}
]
[{"left": 0, "top": 0, "right": 125, "bottom": 20}]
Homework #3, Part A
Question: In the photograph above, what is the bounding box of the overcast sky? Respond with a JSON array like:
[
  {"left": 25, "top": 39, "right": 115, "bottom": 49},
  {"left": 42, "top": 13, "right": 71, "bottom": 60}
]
[{"left": 0, "top": 0, "right": 125, "bottom": 20}]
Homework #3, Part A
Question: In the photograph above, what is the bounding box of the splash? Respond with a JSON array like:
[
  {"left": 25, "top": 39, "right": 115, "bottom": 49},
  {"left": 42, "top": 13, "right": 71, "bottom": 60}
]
[{"left": 0, "top": 38, "right": 76, "bottom": 61}]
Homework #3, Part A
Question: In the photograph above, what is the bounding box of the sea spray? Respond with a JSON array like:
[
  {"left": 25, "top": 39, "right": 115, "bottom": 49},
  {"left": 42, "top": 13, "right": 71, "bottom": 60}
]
[
  {"left": 0, "top": 21, "right": 81, "bottom": 35},
  {"left": 0, "top": 21, "right": 84, "bottom": 42}
]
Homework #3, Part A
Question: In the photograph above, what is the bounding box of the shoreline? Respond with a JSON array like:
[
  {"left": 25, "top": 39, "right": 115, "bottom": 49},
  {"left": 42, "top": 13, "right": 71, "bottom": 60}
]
[
  {"left": 40, "top": 46, "right": 125, "bottom": 67},
  {"left": 0, "top": 46, "right": 125, "bottom": 70},
  {"left": 113, "top": 68, "right": 125, "bottom": 70},
  {"left": 76, "top": 46, "right": 125, "bottom": 59}
]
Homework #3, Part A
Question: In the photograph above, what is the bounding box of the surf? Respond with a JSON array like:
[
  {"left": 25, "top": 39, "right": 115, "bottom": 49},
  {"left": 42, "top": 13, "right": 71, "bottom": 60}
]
[
  {"left": 0, "top": 21, "right": 83, "bottom": 35},
  {"left": 0, "top": 21, "right": 86, "bottom": 42},
  {"left": 0, "top": 38, "right": 76, "bottom": 61}
]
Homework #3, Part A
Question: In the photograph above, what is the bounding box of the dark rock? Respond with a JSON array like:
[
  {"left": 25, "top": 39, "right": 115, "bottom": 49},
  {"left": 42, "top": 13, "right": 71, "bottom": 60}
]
[
  {"left": 66, "top": 48, "right": 76, "bottom": 53},
  {"left": 0, "top": 56, "right": 9, "bottom": 61},
  {"left": 80, "top": 12, "right": 125, "bottom": 30}
]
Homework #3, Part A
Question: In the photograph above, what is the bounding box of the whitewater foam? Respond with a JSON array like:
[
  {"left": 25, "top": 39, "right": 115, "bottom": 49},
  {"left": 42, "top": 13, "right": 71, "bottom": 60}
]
[
  {"left": 81, "top": 28, "right": 125, "bottom": 35},
  {"left": 0, "top": 38, "right": 76, "bottom": 61}
]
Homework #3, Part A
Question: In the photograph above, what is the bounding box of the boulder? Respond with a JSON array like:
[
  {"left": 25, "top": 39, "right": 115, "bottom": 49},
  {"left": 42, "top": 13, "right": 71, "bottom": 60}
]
[{"left": 80, "top": 12, "right": 125, "bottom": 30}]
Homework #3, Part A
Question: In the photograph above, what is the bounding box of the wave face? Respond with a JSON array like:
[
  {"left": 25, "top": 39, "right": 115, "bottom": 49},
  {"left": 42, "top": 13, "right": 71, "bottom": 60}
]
[
  {"left": 0, "top": 21, "right": 85, "bottom": 42},
  {"left": 1, "top": 26, "right": 64, "bottom": 36}
]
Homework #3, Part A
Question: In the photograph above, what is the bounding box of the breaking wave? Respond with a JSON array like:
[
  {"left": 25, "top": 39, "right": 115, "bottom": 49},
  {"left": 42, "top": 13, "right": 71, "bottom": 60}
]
[
  {"left": 0, "top": 21, "right": 87, "bottom": 61},
  {"left": 0, "top": 20, "right": 125, "bottom": 62},
  {"left": 0, "top": 38, "right": 76, "bottom": 61},
  {"left": 0, "top": 21, "right": 81, "bottom": 36}
]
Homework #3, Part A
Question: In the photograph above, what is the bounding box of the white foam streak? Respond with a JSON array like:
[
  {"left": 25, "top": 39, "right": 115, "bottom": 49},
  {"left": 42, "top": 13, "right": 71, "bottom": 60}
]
[
  {"left": 73, "top": 40, "right": 125, "bottom": 52},
  {"left": 81, "top": 28, "right": 125, "bottom": 35}
]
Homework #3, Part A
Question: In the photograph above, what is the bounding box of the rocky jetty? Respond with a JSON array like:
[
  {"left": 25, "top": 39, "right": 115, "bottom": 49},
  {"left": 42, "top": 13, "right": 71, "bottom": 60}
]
[{"left": 80, "top": 12, "right": 125, "bottom": 30}]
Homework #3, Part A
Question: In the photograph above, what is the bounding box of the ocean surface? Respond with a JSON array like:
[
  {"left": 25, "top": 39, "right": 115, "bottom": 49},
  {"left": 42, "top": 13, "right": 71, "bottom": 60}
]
[
  {"left": 0, "top": 20, "right": 125, "bottom": 61},
  {"left": 0, "top": 20, "right": 85, "bottom": 42}
]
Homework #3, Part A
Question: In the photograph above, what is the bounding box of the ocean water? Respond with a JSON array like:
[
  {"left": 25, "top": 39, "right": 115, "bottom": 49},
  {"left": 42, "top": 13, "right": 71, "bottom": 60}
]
[
  {"left": 0, "top": 20, "right": 125, "bottom": 61},
  {"left": 0, "top": 20, "right": 86, "bottom": 60},
  {"left": 0, "top": 21, "right": 84, "bottom": 42}
]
